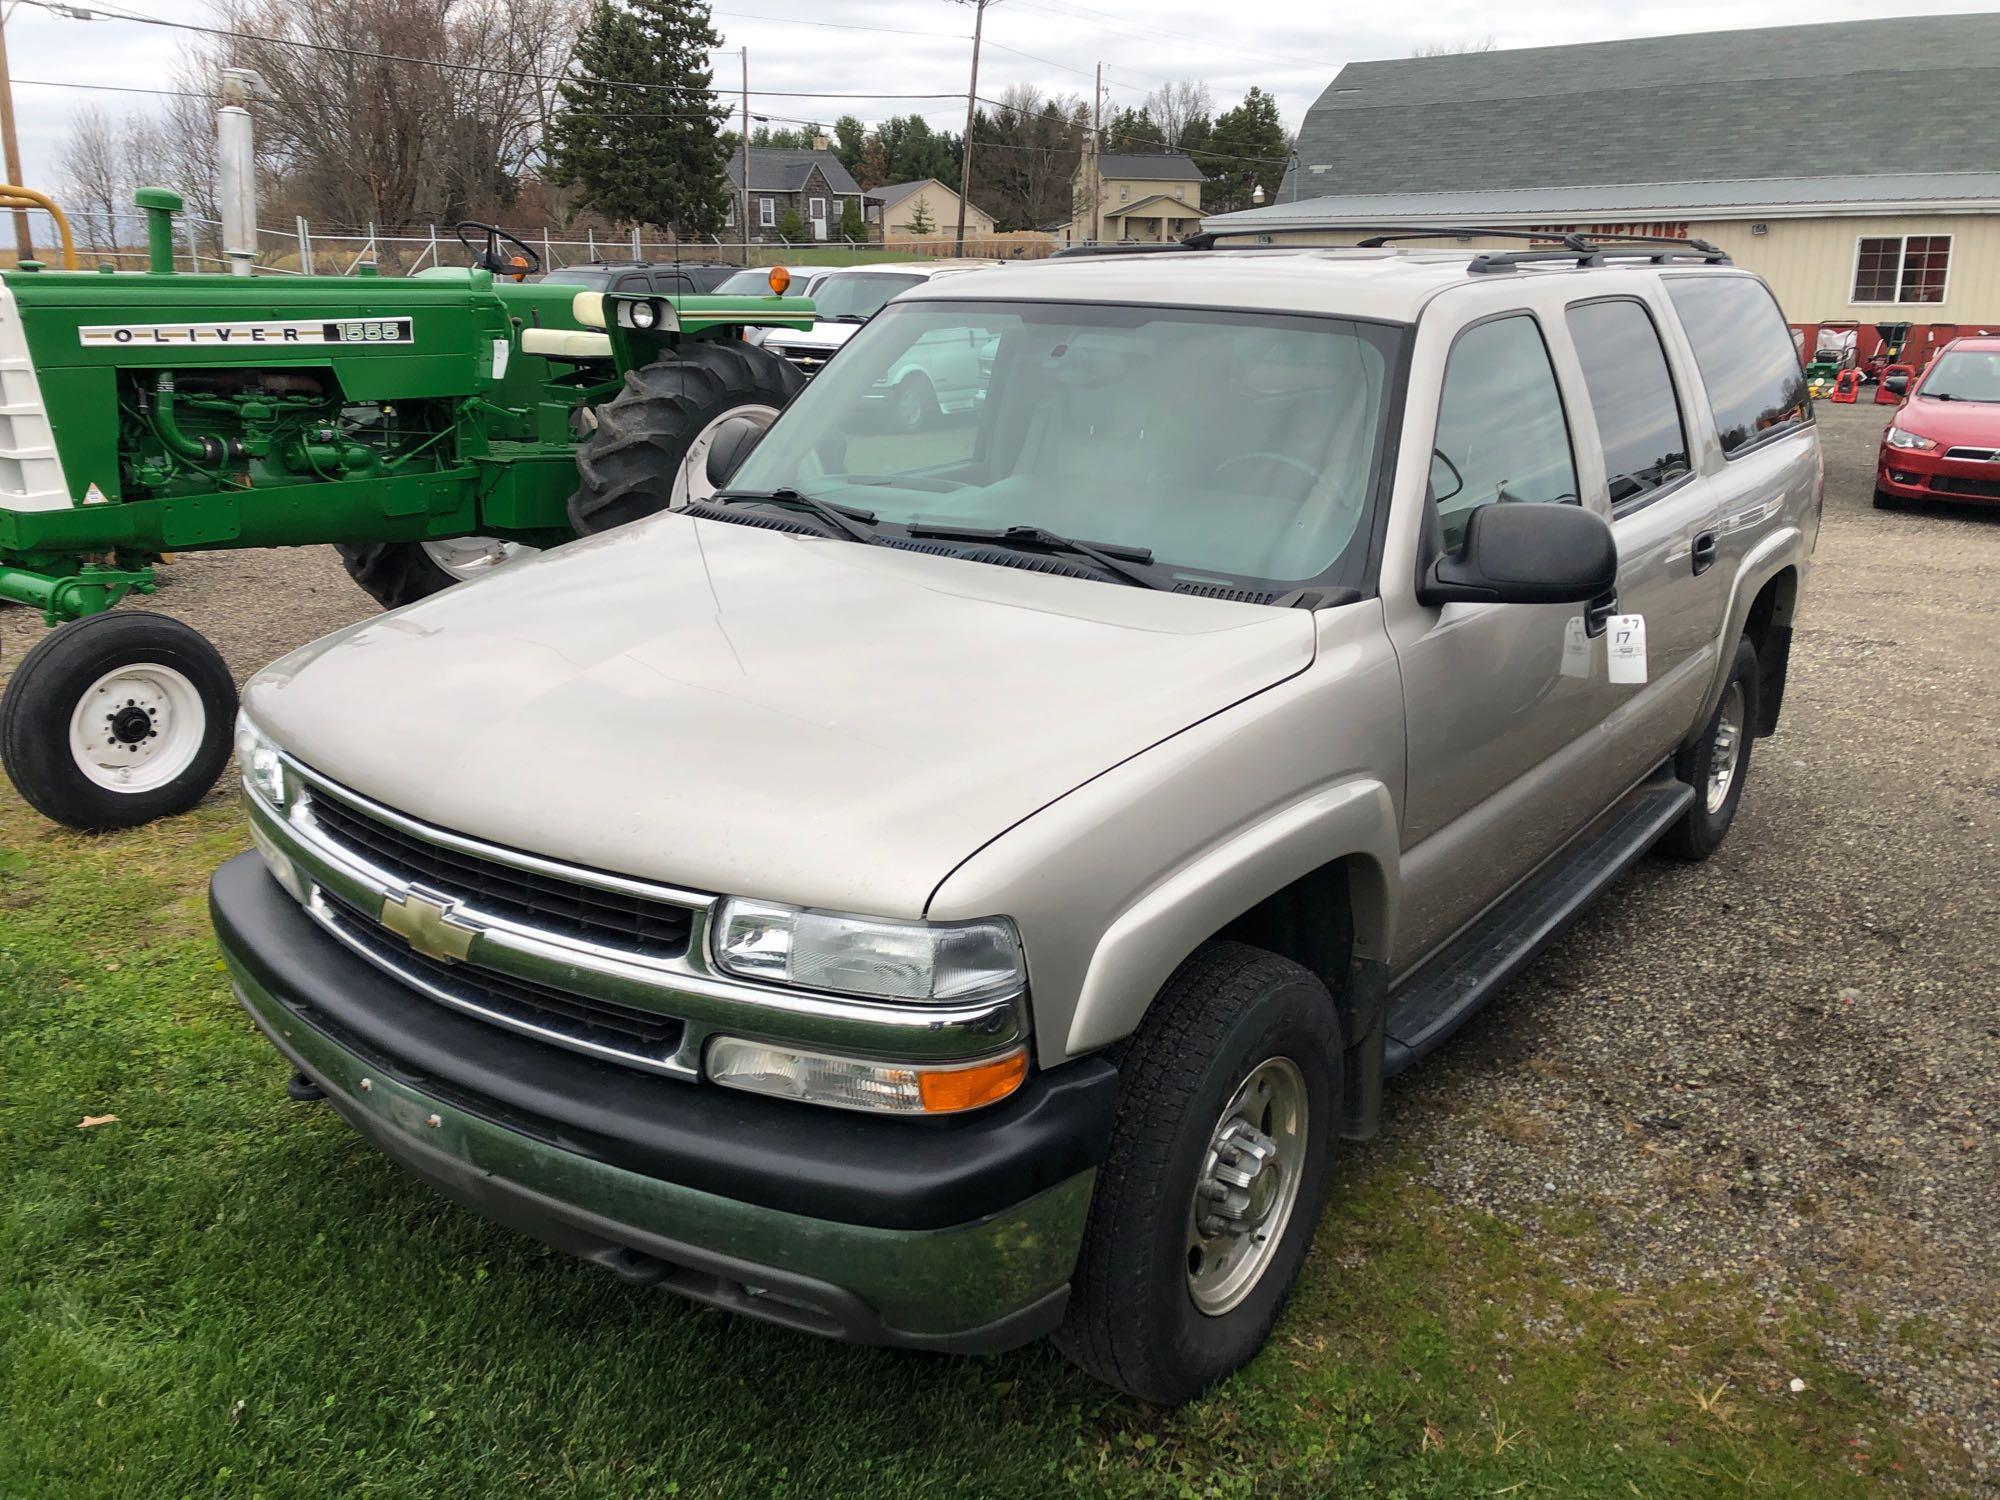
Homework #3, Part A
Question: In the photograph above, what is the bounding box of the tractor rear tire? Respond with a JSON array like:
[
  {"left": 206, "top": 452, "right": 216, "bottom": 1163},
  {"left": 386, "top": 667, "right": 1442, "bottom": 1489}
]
[
  {"left": 567, "top": 339, "right": 802, "bottom": 537},
  {"left": 2, "top": 611, "right": 236, "bottom": 830},
  {"left": 334, "top": 537, "right": 536, "bottom": 611}
]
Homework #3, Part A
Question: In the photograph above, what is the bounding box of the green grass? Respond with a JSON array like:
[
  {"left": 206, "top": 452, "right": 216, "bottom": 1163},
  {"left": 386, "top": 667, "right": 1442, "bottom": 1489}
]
[
  {"left": 741, "top": 247, "right": 926, "bottom": 267},
  {"left": 0, "top": 788, "right": 1966, "bottom": 1497}
]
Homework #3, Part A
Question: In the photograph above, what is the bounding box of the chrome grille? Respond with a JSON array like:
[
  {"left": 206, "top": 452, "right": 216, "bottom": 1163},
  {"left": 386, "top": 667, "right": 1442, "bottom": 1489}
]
[
  {"left": 763, "top": 343, "right": 829, "bottom": 377},
  {"left": 309, "top": 789, "right": 693, "bottom": 958},
  {"left": 320, "top": 891, "right": 687, "bottom": 1067}
]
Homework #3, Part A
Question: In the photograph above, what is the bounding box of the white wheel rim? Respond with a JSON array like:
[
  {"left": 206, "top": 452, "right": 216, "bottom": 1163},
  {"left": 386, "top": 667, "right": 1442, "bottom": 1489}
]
[
  {"left": 421, "top": 536, "right": 536, "bottom": 582},
  {"left": 1705, "top": 680, "right": 1747, "bottom": 814},
  {"left": 67, "top": 663, "right": 207, "bottom": 794},
  {"left": 670, "top": 404, "right": 780, "bottom": 509}
]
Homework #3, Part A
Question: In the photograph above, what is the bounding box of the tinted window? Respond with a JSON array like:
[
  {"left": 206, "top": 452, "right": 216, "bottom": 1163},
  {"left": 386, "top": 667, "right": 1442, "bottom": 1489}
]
[
  {"left": 1918, "top": 348, "right": 2000, "bottom": 403},
  {"left": 1665, "top": 277, "right": 1811, "bottom": 457},
  {"left": 653, "top": 272, "right": 695, "bottom": 295},
  {"left": 1565, "top": 300, "right": 1691, "bottom": 505},
  {"left": 1430, "top": 315, "right": 1578, "bottom": 550},
  {"left": 538, "top": 268, "right": 613, "bottom": 288}
]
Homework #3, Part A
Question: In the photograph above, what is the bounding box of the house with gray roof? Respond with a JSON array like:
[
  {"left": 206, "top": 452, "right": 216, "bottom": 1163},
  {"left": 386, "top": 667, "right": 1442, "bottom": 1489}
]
[
  {"left": 864, "top": 178, "right": 995, "bottom": 242},
  {"left": 725, "top": 147, "right": 864, "bottom": 243},
  {"left": 1063, "top": 151, "right": 1204, "bottom": 245},
  {"left": 1203, "top": 16, "right": 2000, "bottom": 333}
]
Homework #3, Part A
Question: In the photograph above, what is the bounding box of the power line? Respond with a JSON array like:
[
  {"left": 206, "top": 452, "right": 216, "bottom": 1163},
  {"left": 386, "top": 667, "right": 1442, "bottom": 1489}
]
[{"left": 1005, "top": 0, "right": 1340, "bottom": 72}]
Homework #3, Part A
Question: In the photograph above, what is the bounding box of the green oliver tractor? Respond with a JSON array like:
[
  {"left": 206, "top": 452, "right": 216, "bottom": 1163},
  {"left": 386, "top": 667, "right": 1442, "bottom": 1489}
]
[{"left": 0, "top": 189, "right": 811, "bottom": 830}]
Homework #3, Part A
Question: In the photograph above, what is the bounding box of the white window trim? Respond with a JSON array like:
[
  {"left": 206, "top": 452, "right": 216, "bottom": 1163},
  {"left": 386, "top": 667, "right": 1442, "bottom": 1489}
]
[
  {"left": 758, "top": 197, "right": 775, "bottom": 228},
  {"left": 724, "top": 199, "right": 736, "bottom": 227},
  {"left": 1848, "top": 232, "right": 1952, "bottom": 307}
]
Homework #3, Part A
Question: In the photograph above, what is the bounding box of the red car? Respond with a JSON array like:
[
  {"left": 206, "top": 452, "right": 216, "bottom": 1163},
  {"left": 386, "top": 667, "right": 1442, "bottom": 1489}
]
[{"left": 1875, "top": 335, "right": 2000, "bottom": 508}]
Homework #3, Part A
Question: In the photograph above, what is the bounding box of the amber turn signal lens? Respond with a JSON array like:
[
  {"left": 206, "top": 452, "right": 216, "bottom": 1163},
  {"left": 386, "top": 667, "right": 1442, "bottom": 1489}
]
[
  {"left": 767, "top": 265, "right": 791, "bottom": 296},
  {"left": 918, "top": 1049, "right": 1028, "bottom": 1113}
]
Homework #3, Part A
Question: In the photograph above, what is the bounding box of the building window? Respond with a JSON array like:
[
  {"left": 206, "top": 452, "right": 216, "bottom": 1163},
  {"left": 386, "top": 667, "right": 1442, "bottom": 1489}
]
[
  {"left": 758, "top": 197, "right": 775, "bottom": 228},
  {"left": 1173, "top": 187, "right": 1184, "bottom": 200},
  {"left": 1852, "top": 234, "right": 1951, "bottom": 304},
  {"left": 724, "top": 199, "right": 736, "bottom": 227},
  {"left": 1119, "top": 185, "right": 1129, "bottom": 201}
]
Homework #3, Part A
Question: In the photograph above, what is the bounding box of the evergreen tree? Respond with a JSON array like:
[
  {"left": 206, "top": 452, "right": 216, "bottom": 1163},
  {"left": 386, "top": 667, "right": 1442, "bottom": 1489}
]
[
  {"left": 548, "top": 0, "right": 729, "bottom": 236},
  {"left": 906, "top": 197, "right": 936, "bottom": 236},
  {"left": 839, "top": 197, "right": 864, "bottom": 242},
  {"left": 777, "top": 207, "right": 806, "bottom": 241},
  {"left": 832, "top": 115, "right": 866, "bottom": 175},
  {"left": 1197, "top": 88, "right": 1291, "bottom": 214}
]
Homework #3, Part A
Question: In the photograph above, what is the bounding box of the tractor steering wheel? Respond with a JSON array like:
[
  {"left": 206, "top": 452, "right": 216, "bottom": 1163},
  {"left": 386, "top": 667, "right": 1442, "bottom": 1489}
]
[{"left": 455, "top": 221, "right": 542, "bottom": 280}]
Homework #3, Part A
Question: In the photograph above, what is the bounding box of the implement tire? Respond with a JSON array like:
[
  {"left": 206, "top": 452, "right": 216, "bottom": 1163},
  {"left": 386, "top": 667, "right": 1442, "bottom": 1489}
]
[{"left": 567, "top": 339, "right": 801, "bottom": 537}]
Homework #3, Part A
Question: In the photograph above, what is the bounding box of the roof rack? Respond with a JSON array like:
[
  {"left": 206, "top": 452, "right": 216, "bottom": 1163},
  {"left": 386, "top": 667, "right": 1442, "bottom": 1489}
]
[{"left": 1051, "top": 223, "right": 1732, "bottom": 274}]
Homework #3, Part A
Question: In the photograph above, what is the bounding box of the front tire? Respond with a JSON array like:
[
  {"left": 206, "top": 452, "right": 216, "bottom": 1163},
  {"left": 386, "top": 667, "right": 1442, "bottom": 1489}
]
[
  {"left": 1, "top": 611, "right": 236, "bottom": 830},
  {"left": 1657, "top": 634, "right": 1761, "bottom": 861},
  {"left": 567, "top": 340, "right": 802, "bottom": 536},
  {"left": 1057, "top": 942, "right": 1342, "bottom": 1404}
]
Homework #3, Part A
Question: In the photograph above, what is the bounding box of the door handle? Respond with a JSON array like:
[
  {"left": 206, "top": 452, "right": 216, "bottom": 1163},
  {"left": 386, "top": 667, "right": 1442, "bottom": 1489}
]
[
  {"left": 1584, "top": 590, "right": 1619, "bottom": 638},
  {"left": 1691, "top": 530, "right": 1719, "bottom": 576}
]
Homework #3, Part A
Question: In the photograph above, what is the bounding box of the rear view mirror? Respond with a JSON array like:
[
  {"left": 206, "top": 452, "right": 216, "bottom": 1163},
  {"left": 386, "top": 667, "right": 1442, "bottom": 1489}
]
[{"left": 1420, "top": 502, "right": 1617, "bottom": 607}]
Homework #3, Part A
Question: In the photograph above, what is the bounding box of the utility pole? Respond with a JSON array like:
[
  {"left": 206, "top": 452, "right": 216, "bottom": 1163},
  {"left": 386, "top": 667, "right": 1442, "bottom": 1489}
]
[
  {"left": 1090, "top": 62, "right": 1102, "bottom": 245},
  {"left": 954, "top": 0, "right": 989, "bottom": 256},
  {"left": 0, "top": 6, "right": 32, "bottom": 261},
  {"left": 740, "top": 47, "right": 752, "bottom": 252}
]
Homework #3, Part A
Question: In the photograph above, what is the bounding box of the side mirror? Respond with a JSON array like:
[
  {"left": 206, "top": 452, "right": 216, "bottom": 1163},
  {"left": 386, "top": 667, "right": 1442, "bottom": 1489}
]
[{"left": 1421, "top": 502, "right": 1617, "bottom": 607}]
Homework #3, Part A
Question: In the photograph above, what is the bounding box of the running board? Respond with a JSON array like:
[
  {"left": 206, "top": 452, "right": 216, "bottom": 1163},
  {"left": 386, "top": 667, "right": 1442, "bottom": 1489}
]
[{"left": 1382, "top": 777, "right": 1695, "bottom": 1077}]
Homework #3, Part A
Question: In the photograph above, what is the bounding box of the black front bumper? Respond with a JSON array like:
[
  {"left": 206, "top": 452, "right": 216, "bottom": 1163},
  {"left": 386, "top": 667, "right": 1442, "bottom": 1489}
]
[{"left": 211, "top": 853, "right": 1117, "bottom": 1350}]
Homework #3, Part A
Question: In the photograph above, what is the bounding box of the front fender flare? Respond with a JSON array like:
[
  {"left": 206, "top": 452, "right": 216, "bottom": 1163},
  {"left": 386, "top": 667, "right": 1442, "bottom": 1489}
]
[{"left": 1065, "top": 777, "right": 1400, "bottom": 1059}]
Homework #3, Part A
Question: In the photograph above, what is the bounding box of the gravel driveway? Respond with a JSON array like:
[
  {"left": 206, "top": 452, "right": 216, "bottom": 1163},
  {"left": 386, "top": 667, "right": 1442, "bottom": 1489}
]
[{"left": 2, "top": 401, "right": 1993, "bottom": 1479}]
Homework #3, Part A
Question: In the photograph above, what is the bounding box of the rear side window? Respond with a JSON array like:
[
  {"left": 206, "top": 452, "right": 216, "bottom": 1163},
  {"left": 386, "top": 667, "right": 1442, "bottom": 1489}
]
[
  {"left": 1430, "top": 315, "right": 1578, "bottom": 550},
  {"left": 1665, "top": 277, "right": 1811, "bottom": 457},
  {"left": 1565, "top": 299, "right": 1691, "bottom": 506}
]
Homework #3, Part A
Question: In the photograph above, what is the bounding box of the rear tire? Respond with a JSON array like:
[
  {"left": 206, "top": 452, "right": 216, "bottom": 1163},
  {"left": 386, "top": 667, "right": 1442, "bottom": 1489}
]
[
  {"left": 1, "top": 611, "right": 236, "bottom": 830},
  {"left": 1658, "top": 635, "right": 1760, "bottom": 862},
  {"left": 1056, "top": 942, "right": 1342, "bottom": 1404},
  {"left": 334, "top": 536, "right": 536, "bottom": 610},
  {"left": 568, "top": 340, "right": 802, "bottom": 536}
]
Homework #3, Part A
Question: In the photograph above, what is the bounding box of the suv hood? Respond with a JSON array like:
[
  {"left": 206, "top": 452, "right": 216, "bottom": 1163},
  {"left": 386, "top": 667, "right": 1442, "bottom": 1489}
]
[
  {"left": 766, "top": 321, "right": 859, "bottom": 352},
  {"left": 248, "top": 517, "right": 1315, "bottom": 917}
]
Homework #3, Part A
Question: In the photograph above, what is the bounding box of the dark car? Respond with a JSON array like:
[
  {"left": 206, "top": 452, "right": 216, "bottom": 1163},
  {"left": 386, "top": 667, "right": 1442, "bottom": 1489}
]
[{"left": 536, "top": 261, "right": 742, "bottom": 296}]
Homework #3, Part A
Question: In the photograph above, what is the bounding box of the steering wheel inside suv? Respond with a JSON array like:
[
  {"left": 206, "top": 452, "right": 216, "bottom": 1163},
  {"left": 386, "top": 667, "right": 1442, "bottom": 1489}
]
[{"left": 455, "top": 221, "right": 542, "bottom": 280}]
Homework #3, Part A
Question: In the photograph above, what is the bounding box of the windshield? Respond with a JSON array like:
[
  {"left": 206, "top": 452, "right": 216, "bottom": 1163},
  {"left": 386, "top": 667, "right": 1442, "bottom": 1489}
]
[
  {"left": 715, "top": 267, "right": 791, "bottom": 294},
  {"left": 538, "top": 268, "right": 612, "bottom": 287},
  {"left": 1919, "top": 349, "right": 2000, "bottom": 402},
  {"left": 725, "top": 299, "right": 1402, "bottom": 590},
  {"left": 810, "top": 272, "right": 927, "bottom": 321}
]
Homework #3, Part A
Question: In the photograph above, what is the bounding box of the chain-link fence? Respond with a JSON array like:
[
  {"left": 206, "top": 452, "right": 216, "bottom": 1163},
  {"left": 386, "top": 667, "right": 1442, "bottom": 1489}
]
[{"left": 27, "top": 207, "right": 1056, "bottom": 277}]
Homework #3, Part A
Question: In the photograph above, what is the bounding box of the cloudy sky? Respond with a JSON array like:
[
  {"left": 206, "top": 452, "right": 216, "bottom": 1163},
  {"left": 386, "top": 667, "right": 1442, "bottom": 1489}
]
[{"left": 8, "top": 0, "right": 1999, "bottom": 190}]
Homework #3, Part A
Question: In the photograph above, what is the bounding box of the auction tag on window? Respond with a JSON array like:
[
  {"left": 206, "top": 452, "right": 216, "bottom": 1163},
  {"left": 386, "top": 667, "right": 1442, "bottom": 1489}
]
[
  {"left": 1561, "top": 617, "right": 1591, "bottom": 679},
  {"left": 1607, "top": 614, "right": 1648, "bottom": 685}
]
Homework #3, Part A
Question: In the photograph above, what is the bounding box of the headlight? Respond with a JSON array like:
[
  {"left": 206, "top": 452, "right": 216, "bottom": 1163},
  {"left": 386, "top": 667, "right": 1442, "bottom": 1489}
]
[
  {"left": 628, "top": 299, "right": 658, "bottom": 329},
  {"left": 1885, "top": 426, "right": 1938, "bottom": 451},
  {"left": 234, "top": 711, "right": 287, "bottom": 807},
  {"left": 614, "top": 297, "right": 677, "bottom": 333},
  {"left": 714, "top": 899, "right": 1024, "bottom": 1003},
  {"left": 706, "top": 1037, "right": 1027, "bottom": 1114}
]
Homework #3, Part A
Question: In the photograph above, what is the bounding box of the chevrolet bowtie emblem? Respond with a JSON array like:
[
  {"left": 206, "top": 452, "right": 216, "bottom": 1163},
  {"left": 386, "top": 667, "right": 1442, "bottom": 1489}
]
[{"left": 381, "top": 888, "right": 478, "bottom": 963}]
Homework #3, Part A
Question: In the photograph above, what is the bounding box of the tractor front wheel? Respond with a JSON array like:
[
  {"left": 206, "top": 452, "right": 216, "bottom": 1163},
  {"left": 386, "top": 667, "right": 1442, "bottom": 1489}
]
[
  {"left": 335, "top": 536, "right": 538, "bottom": 611},
  {"left": 567, "top": 339, "right": 802, "bottom": 536},
  {"left": 1, "top": 611, "right": 236, "bottom": 830}
]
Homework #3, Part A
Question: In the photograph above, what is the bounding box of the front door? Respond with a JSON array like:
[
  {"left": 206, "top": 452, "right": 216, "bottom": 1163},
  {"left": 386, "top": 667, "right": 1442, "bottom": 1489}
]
[
  {"left": 809, "top": 197, "right": 828, "bottom": 241},
  {"left": 1386, "top": 310, "right": 1611, "bottom": 969}
]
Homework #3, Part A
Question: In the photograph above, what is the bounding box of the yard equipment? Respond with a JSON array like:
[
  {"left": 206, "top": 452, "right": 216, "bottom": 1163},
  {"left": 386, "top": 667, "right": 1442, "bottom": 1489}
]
[
  {"left": 0, "top": 188, "right": 812, "bottom": 830},
  {"left": 1864, "top": 321, "right": 1914, "bottom": 383}
]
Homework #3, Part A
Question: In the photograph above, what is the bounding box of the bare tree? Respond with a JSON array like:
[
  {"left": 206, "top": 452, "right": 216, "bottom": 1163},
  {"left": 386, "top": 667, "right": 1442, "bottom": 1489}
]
[
  {"left": 199, "top": 0, "right": 585, "bottom": 231},
  {"left": 1411, "top": 37, "right": 1497, "bottom": 57},
  {"left": 1144, "top": 79, "right": 1213, "bottom": 150},
  {"left": 59, "top": 106, "right": 125, "bottom": 253},
  {"left": 971, "top": 84, "right": 1086, "bottom": 231}
]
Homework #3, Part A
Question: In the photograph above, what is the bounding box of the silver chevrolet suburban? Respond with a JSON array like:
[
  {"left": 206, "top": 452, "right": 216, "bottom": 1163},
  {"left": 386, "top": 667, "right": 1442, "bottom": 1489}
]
[{"left": 213, "top": 233, "right": 1819, "bottom": 1404}]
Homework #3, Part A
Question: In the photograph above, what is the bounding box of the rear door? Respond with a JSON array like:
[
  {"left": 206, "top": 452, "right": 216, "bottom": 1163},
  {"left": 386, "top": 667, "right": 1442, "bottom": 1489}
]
[{"left": 1557, "top": 292, "right": 1725, "bottom": 781}]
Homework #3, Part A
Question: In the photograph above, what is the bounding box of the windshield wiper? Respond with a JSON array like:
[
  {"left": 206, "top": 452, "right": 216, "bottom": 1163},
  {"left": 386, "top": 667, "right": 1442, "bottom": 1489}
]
[
  {"left": 904, "top": 522, "right": 1169, "bottom": 590},
  {"left": 708, "top": 488, "right": 880, "bottom": 544}
]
